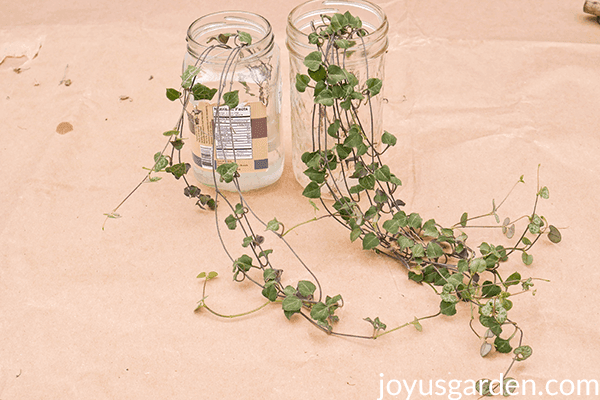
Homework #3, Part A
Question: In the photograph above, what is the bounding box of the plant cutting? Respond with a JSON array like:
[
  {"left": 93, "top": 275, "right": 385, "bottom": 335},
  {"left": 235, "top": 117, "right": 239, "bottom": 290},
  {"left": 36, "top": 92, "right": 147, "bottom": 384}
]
[{"left": 105, "top": 10, "right": 561, "bottom": 397}]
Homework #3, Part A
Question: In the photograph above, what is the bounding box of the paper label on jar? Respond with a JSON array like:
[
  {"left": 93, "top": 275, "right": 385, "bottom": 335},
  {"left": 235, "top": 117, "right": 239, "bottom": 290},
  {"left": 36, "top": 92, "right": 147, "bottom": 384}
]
[{"left": 187, "top": 101, "right": 268, "bottom": 173}]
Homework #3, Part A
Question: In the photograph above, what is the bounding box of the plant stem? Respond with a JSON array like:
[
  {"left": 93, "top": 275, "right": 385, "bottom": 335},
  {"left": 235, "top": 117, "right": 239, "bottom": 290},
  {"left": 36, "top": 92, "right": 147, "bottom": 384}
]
[
  {"left": 200, "top": 300, "right": 273, "bottom": 319},
  {"left": 374, "top": 312, "right": 441, "bottom": 338}
]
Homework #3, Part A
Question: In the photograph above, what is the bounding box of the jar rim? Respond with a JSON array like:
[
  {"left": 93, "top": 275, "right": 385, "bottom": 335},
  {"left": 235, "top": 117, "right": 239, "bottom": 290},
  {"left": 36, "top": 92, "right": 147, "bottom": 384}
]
[
  {"left": 186, "top": 10, "right": 274, "bottom": 59},
  {"left": 287, "top": 0, "right": 388, "bottom": 42}
]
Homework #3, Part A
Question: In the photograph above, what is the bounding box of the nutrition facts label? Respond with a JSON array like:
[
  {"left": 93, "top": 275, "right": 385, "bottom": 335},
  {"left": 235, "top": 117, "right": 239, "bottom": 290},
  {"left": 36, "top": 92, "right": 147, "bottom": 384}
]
[
  {"left": 211, "top": 105, "right": 252, "bottom": 161},
  {"left": 189, "top": 101, "right": 269, "bottom": 173}
]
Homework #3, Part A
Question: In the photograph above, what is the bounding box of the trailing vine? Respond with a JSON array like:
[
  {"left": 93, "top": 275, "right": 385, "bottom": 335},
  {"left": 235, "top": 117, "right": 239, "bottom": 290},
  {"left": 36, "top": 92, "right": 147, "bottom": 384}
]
[{"left": 105, "top": 12, "right": 561, "bottom": 397}]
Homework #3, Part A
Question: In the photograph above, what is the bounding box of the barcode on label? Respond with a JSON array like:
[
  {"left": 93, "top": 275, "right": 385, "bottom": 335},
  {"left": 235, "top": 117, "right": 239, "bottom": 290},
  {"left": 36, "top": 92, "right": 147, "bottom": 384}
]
[{"left": 200, "top": 145, "right": 213, "bottom": 169}]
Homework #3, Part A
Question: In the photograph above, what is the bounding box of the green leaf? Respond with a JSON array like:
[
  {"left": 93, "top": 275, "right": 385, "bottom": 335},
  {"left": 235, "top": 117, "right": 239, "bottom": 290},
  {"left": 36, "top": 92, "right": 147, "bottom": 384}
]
[
  {"left": 364, "top": 206, "right": 378, "bottom": 221},
  {"left": 440, "top": 300, "right": 457, "bottom": 316},
  {"left": 447, "top": 273, "right": 464, "bottom": 288},
  {"left": 426, "top": 242, "right": 444, "bottom": 259},
  {"left": 308, "top": 32, "right": 320, "bottom": 44},
  {"left": 422, "top": 219, "right": 439, "bottom": 238},
  {"left": 233, "top": 255, "right": 253, "bottom": 272},
  {"left": 165, "top": 162, "right": 190, "bottom": 179},
  {"left": 258, "top": 249, "right": 273, "bottom": 259},
  {"left": 407, "top": 213, "right": 423, "bottom": 229},
  {"left": 548, "top": 225, "right": 562, "bottom": 243},
  {"left": 166, "top": 88, "right": 181, "bottom": 101},
  {"left": 538, "top": 186, "right": 549, "bottom": 199},
  {"left": 263, "top": 268, "right": 278, "bottom": 282},
  {"left": 282, "top": 295, "right": 303, "bottom": 313},
  {"left": 350, "top": 228, "right": 362, "bottom": 242},
  {"left": 216, "top": 162, "right": 239, "bottom": 183},
  {"left": 345, "top": 11, "right": 362, "bottom": 28},
  {"left": 408, "top": 271, "right": 423, "bottom": 283},
  {"left": 522, "top": 252, "right": 533, "bottom": 265},
  {"left": 528, "top": 222, "right": 540, "bottom": 235},
  {"left": 381, "top": 131, "right": 397, "bottom": 146},
  {"left": 310, "top": 302, "right": 330, "bottom": 321},
  {"left": 494, "top": 337, "right": 513, "bottom": 353},
  {"left": 327, "top": 120, "right": 340, "bottom": 138},
  {"left": 480, "top": 315, "right": 502, "bottom": 336},
  {"left": 234, "top": 203, "right": 245, "bottom": 215},
  {"left": 303, "top": 51, "right": 322, "bottom": 72},
  {"left": 302, "top": 182, "right": 321, "bottom": 199},
  {"left": 393, "top": 211, "right": 408, "bottom": 225},
  {"left": 170, "top": 138, "right": 184, "bottom": 150},
  {"left": 181, "top": 65, "right": 201, "bottom": 89},
  {"left": 457, "top": 259, "right": 468, "bottom": 274},
  {"left": 297, "top": 280, "right": 316, "bottom": 297},
  {"left": 339, "top": 98, "right": 352, "bottom": 110},
  {"left": 237, "top": 30, "right": 252, "bottom": 45},
  {"left": 359, "top": 174, "right": 375, "bottom": 190},
  {"left": 242, "top": 236, "right": 253, "bottom": 247},
  {"left": 283, "top": 285, "right": 296, "bottom": 296},
  {"left": 308, "top": 65, "right": 327, "bottom": 83},
  {"left": 411, "top": 244, "right": 425, "bottom": 258},
  {"left": 364, "top": 316, "right": 387, "bottom": 331},
  {"left": 163, "top": 130, "right": 179, "bottom": 136},
  {"left": 374, "top": 165, "right": 391, "bottom": 182},
  {"left": 481, "top": 281, "right": 502, "bottom": 298},
  {"left": 295, "top": 73, "right": 311, "bottom": 92},
  {"left": 505, "top": 272, "right": 521, "bottom": 287},
  {"left": 153, "top": 152, "right": 168, "bottom": 171},
  {"left": 326, "top": 294, "right": 342, "bottom": 306},
  {"left": 362, "top": 233, "right": 380, "bottom": 250},
  {"left": 303, "top": 168, "right": 326, "bottom": 184},
  {"left": 314, "top": 88, "right": 334, "bottom": 106},
  {"left": 266, "top": 218, "right": 280, "bottom": 232},
  {"left": 192, "top": 83, "right": 217, "bottom": 101},
  {"left": 460, "top": 212, "right": 468, "bottom": 227},
  {"left": 327, "top": 65, "right": 347, "bottom": 85},
  {"left": 514, "top": 345, "right": 533, "bottom": 361},
  {"left": 397, "top": 236, "right": 413, "bottom": 250},
  {"left": 365, "top": 78, "right": 382, "bottom": 96},
  {"left": 330, "top": 13, "right": 347, "bottom": 32},
  {"left": 223, "top": 90, "right": 239, "bottom": 109},
  {"left": 470, "top": 258, "right": 487, "bottom": 274},
  {"left": 440, "top": 292, "right": 459, "bottom": 304},
  {"left": 382, "top": 219, "right": 401, "bottom": 235},
  {"left": 335, "top": 39, "right": 355, "bottom": 49},
  {"left": 344, "top": 127, "right": 363, "bottom": 148},
  {"left": 224, "top": 215, "right": 237, "bottom": 230},
  {"left": 475, "top": 379, "right": 492, "bottom": 396},
  {"left": 313, "top": 81, "right": 326, "bottom": 98},
  {"left": 262, "top": 284, "right": 278, "bottom": 302}
]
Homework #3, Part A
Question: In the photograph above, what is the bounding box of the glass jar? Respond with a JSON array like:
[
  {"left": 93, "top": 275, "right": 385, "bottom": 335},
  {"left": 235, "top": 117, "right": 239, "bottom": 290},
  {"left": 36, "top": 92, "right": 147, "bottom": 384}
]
[
  {"left": 286, "top": 0, "right": 389, "bottom": 193},
  {"left": 184, "top": 11, "right": 283, "bottom": 191}
]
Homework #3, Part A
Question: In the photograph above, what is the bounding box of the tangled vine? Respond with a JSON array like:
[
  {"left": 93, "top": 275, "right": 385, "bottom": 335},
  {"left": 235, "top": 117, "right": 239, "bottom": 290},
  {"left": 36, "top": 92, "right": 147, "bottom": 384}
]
[{"left": 105, "top": 12, "right": 561, "bottom": 397}]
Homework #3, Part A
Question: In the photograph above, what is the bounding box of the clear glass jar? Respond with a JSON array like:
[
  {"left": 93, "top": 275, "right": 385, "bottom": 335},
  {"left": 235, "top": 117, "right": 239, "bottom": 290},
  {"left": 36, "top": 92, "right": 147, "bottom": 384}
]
[
  {"left": 184, "top": 11, "right": 283, "bottom": 191},
  {"left": 286, "top": 0, "right": 388, "bottom": 193}
]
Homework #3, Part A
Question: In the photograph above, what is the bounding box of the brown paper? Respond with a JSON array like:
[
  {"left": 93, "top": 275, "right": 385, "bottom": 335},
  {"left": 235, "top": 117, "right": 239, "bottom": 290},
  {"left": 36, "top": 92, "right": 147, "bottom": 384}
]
[{"left": 1, "top": 1, "right": 599, "bottom": 398}]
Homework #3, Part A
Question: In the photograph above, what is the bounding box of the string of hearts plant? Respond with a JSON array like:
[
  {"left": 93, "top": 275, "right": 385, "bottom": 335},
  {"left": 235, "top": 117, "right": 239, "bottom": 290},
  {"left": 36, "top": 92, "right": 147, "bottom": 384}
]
[{"left": 105, "top": 13, "right": 561, "bottom": 397}]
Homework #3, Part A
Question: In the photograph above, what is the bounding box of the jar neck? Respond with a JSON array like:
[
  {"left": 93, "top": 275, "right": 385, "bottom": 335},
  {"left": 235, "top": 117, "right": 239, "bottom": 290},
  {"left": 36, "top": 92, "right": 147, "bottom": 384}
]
[
  {"left": 286, "top": 0, "right": 388, "bottom": 59},
  {"left": 186, "top": 11, "right": 274, "bottom": 63}
]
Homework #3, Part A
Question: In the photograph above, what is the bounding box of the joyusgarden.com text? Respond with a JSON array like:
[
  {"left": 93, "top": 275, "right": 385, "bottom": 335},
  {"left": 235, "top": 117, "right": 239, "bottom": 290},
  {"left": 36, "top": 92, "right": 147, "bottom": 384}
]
[{"left": 377, "top": 373, "right": 599, "bottom": 399}]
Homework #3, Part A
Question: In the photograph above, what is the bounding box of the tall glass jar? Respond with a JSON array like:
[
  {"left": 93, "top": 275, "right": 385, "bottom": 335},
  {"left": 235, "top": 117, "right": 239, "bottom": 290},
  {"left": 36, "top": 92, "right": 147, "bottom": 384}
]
[
  {"left": 286, "top": 0, "right": 388, "bottom": 193},
  {"left": 184, "top": 11, "right": 283, "bottom": 191}
]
